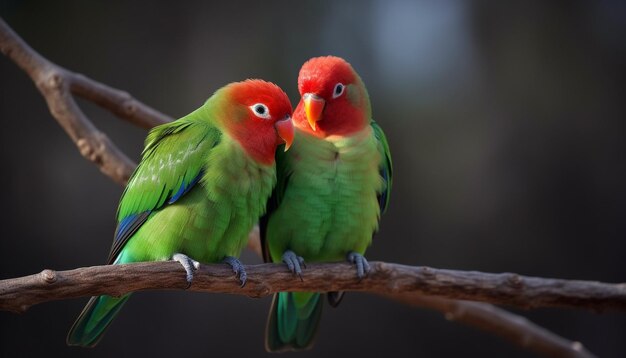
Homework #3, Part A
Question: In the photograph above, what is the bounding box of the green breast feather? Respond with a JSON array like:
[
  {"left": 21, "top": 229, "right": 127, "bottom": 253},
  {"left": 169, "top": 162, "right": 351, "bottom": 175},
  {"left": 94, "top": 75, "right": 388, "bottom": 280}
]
[
  {"left": 261, "top": 120, "right": 393, "bottom": 352},
  {"left": 264, "top": 121, "right": 391, "bottom": 262}
]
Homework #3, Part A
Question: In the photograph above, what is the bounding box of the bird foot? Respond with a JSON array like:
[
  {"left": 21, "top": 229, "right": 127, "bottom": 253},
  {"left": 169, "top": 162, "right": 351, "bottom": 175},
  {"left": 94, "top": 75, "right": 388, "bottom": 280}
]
[
  {"left": 223, "top": 256, "right": 247, "bottom": 287},
  {"left": 347, "top": 251, "right": 370, "bottom": 280},
  {"left": 282, "top": 250, "right": 306, "bottom": 280},
  {"left": 172, "top": 253, "right": 200, "bottom": 288}
]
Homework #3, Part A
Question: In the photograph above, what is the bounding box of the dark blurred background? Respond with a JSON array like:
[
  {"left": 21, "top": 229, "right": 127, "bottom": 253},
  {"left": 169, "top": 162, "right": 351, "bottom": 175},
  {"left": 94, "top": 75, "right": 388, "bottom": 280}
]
[{"left": 1, "top": 1, "right": 625, "bottom": 357}]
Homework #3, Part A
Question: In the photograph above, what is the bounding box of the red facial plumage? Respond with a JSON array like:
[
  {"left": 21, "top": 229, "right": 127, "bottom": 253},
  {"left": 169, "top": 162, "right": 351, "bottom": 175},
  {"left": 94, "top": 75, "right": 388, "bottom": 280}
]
[
  {"left": 295, "top": 56, "right": 369, "bottom": 137},
  {"left": 224, "top": 80, "right": 293, "bottom": 165}
]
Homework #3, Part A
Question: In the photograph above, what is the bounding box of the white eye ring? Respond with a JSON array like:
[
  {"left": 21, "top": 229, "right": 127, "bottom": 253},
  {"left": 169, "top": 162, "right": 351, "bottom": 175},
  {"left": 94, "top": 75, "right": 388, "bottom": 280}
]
[
  {"left": 250, "top": 103, "right": 271, "bottom": 119},
  {"left": 332, "top": 83, "right": 345, "bottom": 99}
]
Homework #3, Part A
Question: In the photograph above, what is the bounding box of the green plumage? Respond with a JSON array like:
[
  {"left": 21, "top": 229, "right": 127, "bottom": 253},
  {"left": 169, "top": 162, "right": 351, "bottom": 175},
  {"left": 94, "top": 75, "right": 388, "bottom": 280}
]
[
  {"left": 263, "top": 122, "right": 392, "bottom": 351},
  {"left": 262, "top": 56, "right": 392, "bottom": 351},
  {"left": 266, "top": 292, "right": 323, "bottom": 351},
  {"left": 267, "top": 129, "right": 386, "bottom": 260},
  {"left": 67, "top": 89, "right": 277, "bottom": 347}
]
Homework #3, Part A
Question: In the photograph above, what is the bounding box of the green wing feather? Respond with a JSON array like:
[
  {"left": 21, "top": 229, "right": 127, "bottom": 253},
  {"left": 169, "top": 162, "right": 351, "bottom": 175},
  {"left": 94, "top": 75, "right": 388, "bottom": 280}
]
[
  {"left": 371, "top": 120, "right": 393, "bottom": 214},
  {"left": 109, "top": 116, "right": 221, "bottom": 263},
  {"left": 69, "top": 114, "right": 222, "bottom": 347}
]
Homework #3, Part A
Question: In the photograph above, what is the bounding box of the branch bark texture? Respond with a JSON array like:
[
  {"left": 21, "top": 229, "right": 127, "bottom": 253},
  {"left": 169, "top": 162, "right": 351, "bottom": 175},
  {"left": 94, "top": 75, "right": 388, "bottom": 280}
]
[{"left": 1, "top": 261, "right": 624, "bottom": 314}]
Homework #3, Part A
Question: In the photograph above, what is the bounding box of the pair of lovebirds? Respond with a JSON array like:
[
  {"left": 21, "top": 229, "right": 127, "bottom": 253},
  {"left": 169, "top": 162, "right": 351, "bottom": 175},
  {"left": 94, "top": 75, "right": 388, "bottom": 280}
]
[{"left": 66, "top": 56, "right": 393, "bottom": 352}]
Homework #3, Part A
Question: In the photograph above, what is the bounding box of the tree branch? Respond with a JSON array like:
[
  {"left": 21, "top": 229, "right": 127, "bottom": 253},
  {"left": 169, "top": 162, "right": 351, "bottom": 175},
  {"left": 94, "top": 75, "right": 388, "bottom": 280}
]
[
  {"left": 387, "top": 293, "right": 595, "bottom": 358},
  {"left": 0, "top": 262, "right": 611, "bottom": 357},
  {"left": 1, "top": 261, "right": 623, "bottom": 314},
  {"left": 0, "top": 17, "right": 171, "bottom": 185}
]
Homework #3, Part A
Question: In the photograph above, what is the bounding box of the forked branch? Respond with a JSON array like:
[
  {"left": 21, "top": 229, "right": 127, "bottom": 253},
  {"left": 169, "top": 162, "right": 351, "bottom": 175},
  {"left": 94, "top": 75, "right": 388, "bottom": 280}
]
[{"left": 0, "top": 17, "right": 171, "bottom": 184}]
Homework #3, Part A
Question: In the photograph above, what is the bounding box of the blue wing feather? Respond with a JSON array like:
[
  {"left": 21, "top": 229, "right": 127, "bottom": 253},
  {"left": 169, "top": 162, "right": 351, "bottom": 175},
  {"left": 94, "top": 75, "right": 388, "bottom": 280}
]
[
  {"left": 108, "top": 170, "right": 204, "bottom": 264},
  {"left": 116, "top": 214, "right": 143, "bottom": 242},
  {"left": 109, "top": 211, "right": 151, "bottom": 264},
  {"left": 168, "top": 170, "right": 204, "bottom": 204},
  {"left": 106, "top": 117, "right": 220, "bottom": 263}
]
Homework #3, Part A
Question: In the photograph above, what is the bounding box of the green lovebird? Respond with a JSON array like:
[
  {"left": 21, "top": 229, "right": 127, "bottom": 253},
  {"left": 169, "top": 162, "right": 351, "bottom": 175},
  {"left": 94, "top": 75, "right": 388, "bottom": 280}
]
[
  {"left": 260, "top": 56, "right": 393, "bottom": 351},
  {"left": 67, "top": 79, "right": 294, "bottom": 347}
]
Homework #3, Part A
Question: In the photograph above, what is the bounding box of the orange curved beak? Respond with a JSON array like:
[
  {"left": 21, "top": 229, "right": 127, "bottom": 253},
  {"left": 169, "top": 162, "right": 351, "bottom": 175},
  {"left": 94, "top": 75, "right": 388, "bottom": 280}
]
[
  {"left": 303, "top": 93, "right": 325, "bottom": 131},
  {"left": 275, "top": 116, "right": 294, "bottom": 151}
]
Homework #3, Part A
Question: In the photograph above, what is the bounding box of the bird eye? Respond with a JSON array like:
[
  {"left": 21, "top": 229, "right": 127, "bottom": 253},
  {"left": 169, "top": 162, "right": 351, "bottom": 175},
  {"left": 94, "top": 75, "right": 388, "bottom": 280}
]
[
  {"left": 250, "top": 103, "right": 271, "bottom": 119},
  {"left": 332, "top": 83, "right": 345, "bottom": 99}
]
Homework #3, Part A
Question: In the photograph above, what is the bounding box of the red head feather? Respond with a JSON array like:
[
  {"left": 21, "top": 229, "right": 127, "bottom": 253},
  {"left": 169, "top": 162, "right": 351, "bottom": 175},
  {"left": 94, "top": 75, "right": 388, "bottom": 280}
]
[
  {"left": 295, "top": 56, "right": 370, "bottom": 137},
  {"left": 221, "top": 80, "right": 293, "bottom": 165}
]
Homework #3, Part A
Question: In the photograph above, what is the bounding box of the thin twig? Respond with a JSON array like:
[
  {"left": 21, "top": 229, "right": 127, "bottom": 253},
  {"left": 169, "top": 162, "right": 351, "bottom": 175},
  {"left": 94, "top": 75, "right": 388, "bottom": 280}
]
[
  {"left": 387, "top": 293, "right": 595, "bottom": 358},
  {"left": 1, "top": 261, "right": 624, "bottom": 314},
  {"left": 0, "top": 17, "right": 171, "bottom": 185}
]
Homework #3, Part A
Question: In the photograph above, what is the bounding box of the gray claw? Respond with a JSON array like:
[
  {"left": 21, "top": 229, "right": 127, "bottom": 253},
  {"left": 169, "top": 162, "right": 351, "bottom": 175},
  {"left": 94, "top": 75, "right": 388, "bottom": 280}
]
[
  {"left": 172, "top": 253, "right": 200, "bottom": 288},
  {"left": 282, "top": 250, "right": 305, "bottom": 280},
  {"left": 347, "top": 251, "right": 370, "bottom": 280},
  {"left": 223, "top": 256, "right": 247, "bottom": 287}
]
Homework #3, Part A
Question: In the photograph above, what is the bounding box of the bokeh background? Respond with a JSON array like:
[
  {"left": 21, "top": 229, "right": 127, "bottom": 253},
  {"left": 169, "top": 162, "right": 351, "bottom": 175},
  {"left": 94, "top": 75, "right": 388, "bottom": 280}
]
[{"left": 1, "top": 1, "right": 625, "bottom": 357}]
